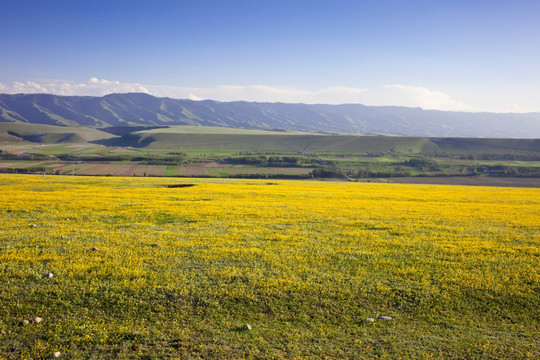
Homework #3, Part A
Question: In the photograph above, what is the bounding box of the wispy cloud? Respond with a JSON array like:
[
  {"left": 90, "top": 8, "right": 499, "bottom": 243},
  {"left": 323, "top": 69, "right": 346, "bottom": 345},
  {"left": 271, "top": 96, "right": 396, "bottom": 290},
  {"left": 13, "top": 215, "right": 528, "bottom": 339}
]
[
  {"left": 0, "top": 77, "right": 483, "bottom": 112},
  {"left": 361, "top": 85, "right": 479, "bottom": 112},
  {"left": 0, "top": 77, "right": 150, "bottom": 97},
  {"left": 148, "top": 84, "right": 371, "bottom": 105}
]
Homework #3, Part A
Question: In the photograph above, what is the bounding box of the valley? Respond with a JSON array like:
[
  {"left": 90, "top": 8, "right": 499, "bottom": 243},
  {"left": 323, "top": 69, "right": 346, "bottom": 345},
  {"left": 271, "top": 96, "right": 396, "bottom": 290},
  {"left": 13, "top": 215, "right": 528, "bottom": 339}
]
[{"left": 1, "top": 124, "right": 539, "bottom": 187}]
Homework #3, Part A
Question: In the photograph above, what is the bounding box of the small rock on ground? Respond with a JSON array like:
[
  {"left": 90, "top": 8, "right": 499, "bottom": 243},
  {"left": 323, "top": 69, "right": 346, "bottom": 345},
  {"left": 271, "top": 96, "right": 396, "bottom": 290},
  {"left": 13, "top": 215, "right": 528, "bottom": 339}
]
[
  {"left": 50, "top": 352, "right": 61, "bottom": 358},
  {"left": 91, "top": 247, "right": 98, "bottom": 252},
  {"left": 32, "top": 317, "right": 42, "bottom": 323},
  {"left": 45, "top": 273, "right": 54, "bottom": 279},
  {"left": 21, "top": 320, "right": 30, "bottom": 326},
  {"left": 378, "top": 315, "right": 393, "bottom": 320},
  {"left": 243, "top": 324, "right": 252, "bottom": 331},
  {"left": 0, "top": 329, "right": 6, "bottom": 335},
  {"left": 364, "top": 317, "right": 375, "bottom": 323}
]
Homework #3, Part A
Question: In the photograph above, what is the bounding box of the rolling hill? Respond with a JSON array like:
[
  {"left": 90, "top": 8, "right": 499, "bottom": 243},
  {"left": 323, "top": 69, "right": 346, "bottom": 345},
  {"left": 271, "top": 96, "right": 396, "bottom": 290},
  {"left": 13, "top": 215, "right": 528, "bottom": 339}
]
[
  {"left": 3, "top": 121, "right": 536, "bottom": 157},
  {"left": 1, "top": 93, "right": 539, "bottom": 138},
  {"left": 0, "top": 123, "right": 114, "bottom": 144},
  {"left": 101, "top": 127, "right": 539, "bottom": 154}
]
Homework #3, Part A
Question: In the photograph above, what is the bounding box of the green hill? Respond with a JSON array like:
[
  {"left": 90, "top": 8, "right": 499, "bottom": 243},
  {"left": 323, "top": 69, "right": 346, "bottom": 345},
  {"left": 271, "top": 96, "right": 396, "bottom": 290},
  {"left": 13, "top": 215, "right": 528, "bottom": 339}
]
[
  {"left": 1, "top": 123, "right": 539, "bottom": 157},
  {"left": 0, "top": 123, "right": 114, "bottom": 144},
  {"left": 430, "top": 138, "right": 540, "bottom": 154}
]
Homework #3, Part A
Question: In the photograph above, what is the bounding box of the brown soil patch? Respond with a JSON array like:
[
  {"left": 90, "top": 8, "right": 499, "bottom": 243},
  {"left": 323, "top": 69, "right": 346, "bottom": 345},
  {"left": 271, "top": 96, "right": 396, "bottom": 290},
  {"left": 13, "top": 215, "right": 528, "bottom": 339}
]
[
  {"left": 0, "top": 162, "right": 22, "bottom": 167},
  {"left": 176, "top": 165, "right": 211, "bottom": 176},
  {"left": 109, "top": 147, "right": 138, "bottom": 153},
  {"left": 388, "top": 176, "right": 540, "bottom": 188}
]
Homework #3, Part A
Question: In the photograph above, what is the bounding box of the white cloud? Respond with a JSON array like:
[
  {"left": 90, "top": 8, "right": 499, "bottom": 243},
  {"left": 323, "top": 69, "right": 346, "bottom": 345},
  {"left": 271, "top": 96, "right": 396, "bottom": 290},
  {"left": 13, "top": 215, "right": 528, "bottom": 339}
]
[
  {"left": 149, "top": 83, "right": 478, "bottom": 111},
  {"left": 359, "top": 85, "right": 479, "bottom": 112},
  {"left": 0, "top": 78, "right": 150, "bottom": 97},
  {"left": 0, "top": 77, "right": 501, "bottom": 112},
  {"left": 187, "top": 93, "right": 204, "bottom": 101},
  {"left": 147, "top": 84, "right": 370, "bottom": 105}
]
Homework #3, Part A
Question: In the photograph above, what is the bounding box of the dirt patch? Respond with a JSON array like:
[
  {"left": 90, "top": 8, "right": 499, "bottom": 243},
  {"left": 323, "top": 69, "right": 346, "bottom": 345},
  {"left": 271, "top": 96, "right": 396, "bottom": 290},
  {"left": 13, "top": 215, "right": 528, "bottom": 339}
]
[
  {"left": 176, "top": 165, "right": 211, "bottom": 176},
  {"left": 388, "top": 176, "right": 540, "bottom": 188},
  {"left": 109, "top": 147, "right": 138, "bottom": 153},
  {"left": 0, "top": 162, "right": 22, "bottom": 167},
  {"left": 223, "top": 167, "right": 312, "bottom": 175}
]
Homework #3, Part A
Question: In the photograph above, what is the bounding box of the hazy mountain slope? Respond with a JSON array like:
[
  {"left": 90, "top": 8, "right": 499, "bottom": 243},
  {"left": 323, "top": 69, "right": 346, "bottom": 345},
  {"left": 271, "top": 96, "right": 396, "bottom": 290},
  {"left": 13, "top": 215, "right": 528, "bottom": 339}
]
[
  {"left": 429, "top": 137, "right": 540, "bottom": 154},
  {"left": 0, "top": 123, "right": 115, "bottom": 143},
  {"left": 101, "top": 130, "right": 444, "bottom": 153},
  {"left": 0, "top": 93, "right": 539, "bottom": 138}
]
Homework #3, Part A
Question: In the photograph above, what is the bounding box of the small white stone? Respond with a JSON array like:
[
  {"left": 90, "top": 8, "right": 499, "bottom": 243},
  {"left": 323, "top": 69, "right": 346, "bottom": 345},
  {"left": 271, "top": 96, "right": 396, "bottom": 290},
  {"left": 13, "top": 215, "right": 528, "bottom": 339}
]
[
  {"left": 21, "top": 319, "right": 30, "bottom": 325},
  {"left": 243, "top": 324, "right": 252, "bottom": 331},
  {"left": 50, "top": 351, "right": 61, "bottom": 358},
  {"left": 364, "top": 317, "right": 375, "bottom": 323},
  {"left": 378, "top": 315, "right": 392, "bottom": 321},
  {"left": 32, "top": 317, "right": 42, "bottom": 323},
  {"left": 46, "top": 272, "right": 54, "bottom": 279}
]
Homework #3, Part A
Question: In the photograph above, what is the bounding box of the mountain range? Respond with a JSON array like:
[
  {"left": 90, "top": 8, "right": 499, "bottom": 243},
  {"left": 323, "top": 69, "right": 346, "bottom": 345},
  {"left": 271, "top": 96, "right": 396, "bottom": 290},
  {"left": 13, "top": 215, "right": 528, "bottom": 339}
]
[{"left": 1, "top": 93, "right": 539, "bottom": 138}]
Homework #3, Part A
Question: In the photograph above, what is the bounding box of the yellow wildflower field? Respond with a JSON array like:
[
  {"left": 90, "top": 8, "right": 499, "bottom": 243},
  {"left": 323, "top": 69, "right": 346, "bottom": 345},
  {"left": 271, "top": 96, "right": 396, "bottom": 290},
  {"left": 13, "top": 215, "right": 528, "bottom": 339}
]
[{"left": 0, "top": 174, "right": 538, "bottom": 358}]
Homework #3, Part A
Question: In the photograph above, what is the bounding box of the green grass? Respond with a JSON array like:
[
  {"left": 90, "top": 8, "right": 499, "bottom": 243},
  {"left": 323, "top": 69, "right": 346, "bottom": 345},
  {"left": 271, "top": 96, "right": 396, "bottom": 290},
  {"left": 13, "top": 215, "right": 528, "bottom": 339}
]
[
  {"left": 432, "top": 137, "right": 540, "bottom": 154},
  {"left": 7, "top": 163, "right": 24, "bottom": 168},
  {"left": 72, "top": 146, "right": 110, "bottom": 155},
  {"left": 0, "top": 123, "right": 114, "bottom": 145},
  {"left": 136, "top": 125, "right": 320, "bottom": 136},
  {"left": 61, "top": 168, "right": 78, "bottom": 175},
  {"left": 22, "top": 144, "right": 75, "bottom": 155},
  {"left": 206, "top": 168, "right": 229, "bottom": 177},
  {"left": 2, "top": 124, "right": 540, "bottom": 158},
  {"left": 165, "top": 165, "right": 177, "bottom": 176}
]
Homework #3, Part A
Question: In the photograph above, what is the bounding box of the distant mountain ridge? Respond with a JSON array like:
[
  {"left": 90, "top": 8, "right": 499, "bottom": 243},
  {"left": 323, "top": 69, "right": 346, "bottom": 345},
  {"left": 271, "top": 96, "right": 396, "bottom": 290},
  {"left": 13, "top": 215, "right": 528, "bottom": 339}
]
[{"left": 0, "top": 92, "right": 539, "bottom": 138}]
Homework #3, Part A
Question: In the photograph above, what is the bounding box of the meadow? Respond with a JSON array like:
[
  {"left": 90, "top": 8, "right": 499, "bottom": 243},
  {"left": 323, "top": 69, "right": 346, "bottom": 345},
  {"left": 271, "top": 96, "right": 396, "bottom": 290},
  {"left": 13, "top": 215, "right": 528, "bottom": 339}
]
[{"left": 0, "top": 174, "right": 538, "bottom": 359}]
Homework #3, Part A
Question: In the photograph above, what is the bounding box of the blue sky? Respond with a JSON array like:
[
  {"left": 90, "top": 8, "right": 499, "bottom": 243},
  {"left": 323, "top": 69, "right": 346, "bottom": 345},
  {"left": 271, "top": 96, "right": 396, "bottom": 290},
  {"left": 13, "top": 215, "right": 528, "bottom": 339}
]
[{"left": 1, "top": 0, "right": 539, "bottom": 112}]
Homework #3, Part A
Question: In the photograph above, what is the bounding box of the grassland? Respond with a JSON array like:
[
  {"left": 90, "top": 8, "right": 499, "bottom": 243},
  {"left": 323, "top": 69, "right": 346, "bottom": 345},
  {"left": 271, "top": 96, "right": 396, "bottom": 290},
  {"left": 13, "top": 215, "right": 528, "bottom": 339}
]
[
  {"left": 0, "top": 174, "right": 538, "bottom": 358},
  {"left": 1, "top": 124, "right": 540, "bottom": 186},
  {"left": 0, "top": 123, "right": 114, "bottom": 144}
]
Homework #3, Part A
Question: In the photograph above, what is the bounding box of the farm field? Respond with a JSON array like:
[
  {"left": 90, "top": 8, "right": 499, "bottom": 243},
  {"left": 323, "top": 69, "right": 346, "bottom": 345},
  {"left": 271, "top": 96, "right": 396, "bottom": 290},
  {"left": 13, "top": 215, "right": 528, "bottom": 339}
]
[
  {"left": 0, "top": 174, "right": 538, "bottom": 358},
  {"left": 2, "top": 126, "right": 540, "bottom": 184},
  {"left": 1, "top": 144, "right": 540, "bottom": 187}
]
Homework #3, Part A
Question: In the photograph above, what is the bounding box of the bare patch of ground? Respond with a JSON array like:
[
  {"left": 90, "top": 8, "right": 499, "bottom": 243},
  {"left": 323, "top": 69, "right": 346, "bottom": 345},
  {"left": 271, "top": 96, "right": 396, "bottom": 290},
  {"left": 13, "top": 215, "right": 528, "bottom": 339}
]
[
  {"left": 0, "top": 162, "right": 22, "bottom": 167},
  {"left": 387, "top": 176, "right": 540, "bottom": 188},
  {"left": 109, "top": 147, "right": 138, "bottom": 153},
  {"left": 176, "top": 165, "right": 211, "bottom": 176},
  {"left": 69, "top": 164, "right": 165, "bottom": 176}
]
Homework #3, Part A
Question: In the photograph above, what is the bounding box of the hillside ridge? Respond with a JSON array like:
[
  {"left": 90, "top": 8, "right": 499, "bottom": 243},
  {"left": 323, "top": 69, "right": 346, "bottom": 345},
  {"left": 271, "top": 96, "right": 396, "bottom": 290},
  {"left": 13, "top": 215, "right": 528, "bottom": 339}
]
[{"left": 1, "top": 92, "right": 539, "bottom": 138}]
